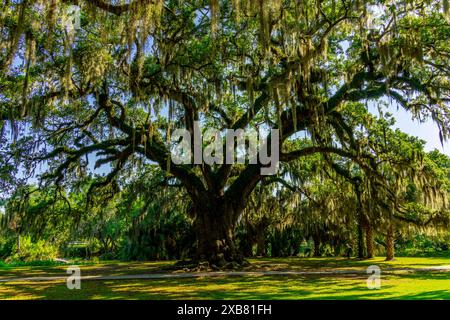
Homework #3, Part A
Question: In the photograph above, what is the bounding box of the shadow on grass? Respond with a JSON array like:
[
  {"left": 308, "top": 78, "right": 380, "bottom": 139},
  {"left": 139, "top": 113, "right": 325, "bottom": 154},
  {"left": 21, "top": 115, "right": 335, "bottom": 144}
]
[{"left": 2, "top": 271, "right": 448, "bottom": 300}]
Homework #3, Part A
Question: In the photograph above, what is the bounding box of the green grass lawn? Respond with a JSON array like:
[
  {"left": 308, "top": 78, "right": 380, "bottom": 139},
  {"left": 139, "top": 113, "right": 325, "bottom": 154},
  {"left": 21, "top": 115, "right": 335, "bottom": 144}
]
[{"left": 0, "top": 257, "right": 449, "bottom": 300}]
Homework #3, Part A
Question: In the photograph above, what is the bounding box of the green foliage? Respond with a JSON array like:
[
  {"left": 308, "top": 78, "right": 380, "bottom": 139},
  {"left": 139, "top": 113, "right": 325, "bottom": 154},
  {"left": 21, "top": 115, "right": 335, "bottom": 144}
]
[
  {"left": 121, "top": 201, "right": 195, "bottom": 261},
  {"left": 267, "top": 227, "right": 303, "bottom": 258},
  {"left": 397, "top": 234, "right": 450, "bottom": 256},
  {"left": 60, "top": 243, "right": 92, "bottom": 259},
  {"left": 0, "top": 234, "right": 15, "bottom": 259},
  {"left": 8, "top": 236, "right": 58, "bottom": 263}
]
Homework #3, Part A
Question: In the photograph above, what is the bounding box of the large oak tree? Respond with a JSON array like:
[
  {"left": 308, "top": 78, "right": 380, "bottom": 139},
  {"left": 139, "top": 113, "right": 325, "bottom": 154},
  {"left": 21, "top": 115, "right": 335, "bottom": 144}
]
[{"left": 1, "top": 0, "right": 450, "bottom": 264}]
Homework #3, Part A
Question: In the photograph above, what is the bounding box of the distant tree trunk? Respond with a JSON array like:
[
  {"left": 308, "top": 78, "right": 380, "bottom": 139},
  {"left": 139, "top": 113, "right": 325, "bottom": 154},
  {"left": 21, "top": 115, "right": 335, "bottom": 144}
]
[
  {"left": 355, "top": 185, "right": 365, "bottom": 259},
  {"left": 357, "top": 222, "right": 365, "bottom": 259},
  {"left": 239, "top": 226, "right": 254, "bottom": 257},
  {"left": 386, "top": 224, "right": 395, "bottom": 261},
  {"left": 256, "top": 227, "right": 266, "bottom": 257},
  {"left": 366, "top": 224, "right": 374, "bottom": 259},
  {"left": 313, "top": 236, "right": 321, "bottom": 257}
]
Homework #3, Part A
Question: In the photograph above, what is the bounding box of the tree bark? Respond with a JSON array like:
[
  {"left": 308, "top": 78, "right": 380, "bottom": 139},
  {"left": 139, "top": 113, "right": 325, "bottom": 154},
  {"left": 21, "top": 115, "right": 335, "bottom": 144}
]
[
  {"left": 366, "top": 224, "right": 374, "bottom": 259},
  {"left": 313, "top": 236, "right": 321, "bottom": 257},
  {"left": 355, "top": 183, "right": 365, "bottom": 259},
  {"left": 386, "top": 224, "right": 395, "bottom": 261},
  {"left": 256, "top": 227, "right": 266, "bottom": 257},
  {"left": 193, "top": 198, "right": 242, "bottom": 266},
  {"left": 357, "top": 222, "right": 365, "bottom": 259}
]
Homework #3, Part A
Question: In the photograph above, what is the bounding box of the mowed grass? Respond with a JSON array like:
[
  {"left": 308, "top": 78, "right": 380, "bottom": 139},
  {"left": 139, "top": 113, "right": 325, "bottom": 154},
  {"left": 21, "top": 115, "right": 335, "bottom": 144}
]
[
  {"left": 0, "top": 257, "right": 449, "bottom": 300},
  {"left": 0, "top": 260, "right": 175, "bottom": 279}
]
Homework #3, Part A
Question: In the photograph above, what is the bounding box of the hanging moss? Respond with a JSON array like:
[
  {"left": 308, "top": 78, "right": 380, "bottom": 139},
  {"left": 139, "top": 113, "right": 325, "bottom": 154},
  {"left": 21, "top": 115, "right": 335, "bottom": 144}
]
[{"left": 444, "top": 0, "right": 450, "bottom": 23}]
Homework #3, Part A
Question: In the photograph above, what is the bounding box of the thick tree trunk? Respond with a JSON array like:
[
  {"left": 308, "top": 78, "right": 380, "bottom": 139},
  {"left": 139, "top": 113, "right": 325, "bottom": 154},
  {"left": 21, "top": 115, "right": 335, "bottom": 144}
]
[
  {"left": 366, "top": 224, "right": 374, "bottom": 259},
  {"left": 193, "top": 200, "right": 242, "bottom": 266},
  {"left": 386, "top": 224, "right": 395, "bottom": 261}
]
